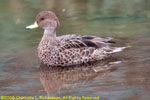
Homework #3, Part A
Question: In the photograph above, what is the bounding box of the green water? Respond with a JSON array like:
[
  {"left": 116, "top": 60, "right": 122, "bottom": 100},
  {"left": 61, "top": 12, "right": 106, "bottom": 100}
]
[{"left": 0, "top": 0, "right": 150, "bottom": 100}]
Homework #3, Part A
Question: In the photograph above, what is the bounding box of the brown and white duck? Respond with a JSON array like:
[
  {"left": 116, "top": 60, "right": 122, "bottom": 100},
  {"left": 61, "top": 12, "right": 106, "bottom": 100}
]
[{"left": 26, "top": 11, "right": 126, "bottom": 66}]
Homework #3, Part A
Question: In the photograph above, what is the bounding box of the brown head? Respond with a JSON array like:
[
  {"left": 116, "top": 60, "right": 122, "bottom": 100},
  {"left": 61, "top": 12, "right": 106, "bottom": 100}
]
[{"left": 26, "top": 11, "right": 60, "bottom": 30}]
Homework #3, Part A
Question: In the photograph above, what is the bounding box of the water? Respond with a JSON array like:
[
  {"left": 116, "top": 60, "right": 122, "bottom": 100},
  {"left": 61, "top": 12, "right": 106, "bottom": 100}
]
[{"left": 0, "top": 0, "right": 150, "bottom": 100}]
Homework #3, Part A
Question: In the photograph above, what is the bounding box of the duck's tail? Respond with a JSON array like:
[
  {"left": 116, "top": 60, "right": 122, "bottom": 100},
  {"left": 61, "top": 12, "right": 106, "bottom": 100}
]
[
  {"left": 111, "top": 46, "right": 127, "bottom": 53},
  {"left": 92, "top": 46, "right": 128, "bottom": 60}
]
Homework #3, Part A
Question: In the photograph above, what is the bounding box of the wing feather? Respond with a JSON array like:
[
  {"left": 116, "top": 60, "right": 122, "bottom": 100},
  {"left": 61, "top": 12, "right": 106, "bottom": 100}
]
[{"left": 57, "top": 34, "right": 113, "bottom": 49}]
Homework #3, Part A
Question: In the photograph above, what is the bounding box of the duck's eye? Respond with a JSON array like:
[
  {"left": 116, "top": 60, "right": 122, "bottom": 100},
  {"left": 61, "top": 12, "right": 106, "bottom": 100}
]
[{"left": 40, "top": 17, "right": 45, "bottom": 21}]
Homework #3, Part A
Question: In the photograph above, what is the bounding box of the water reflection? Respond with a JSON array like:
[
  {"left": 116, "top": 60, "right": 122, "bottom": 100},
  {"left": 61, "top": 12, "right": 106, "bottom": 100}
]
[{"left": 39, "top": 58, "right": 118, "bottom": 95}]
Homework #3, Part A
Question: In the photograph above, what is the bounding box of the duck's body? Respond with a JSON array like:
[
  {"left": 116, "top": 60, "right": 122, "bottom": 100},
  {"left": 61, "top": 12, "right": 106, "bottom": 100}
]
[
  {"left": 26, "top": 11, "right": 125, "bottom": 66},
  {"left": 38, "top": 34, "right": 124, "bottom": 66}
]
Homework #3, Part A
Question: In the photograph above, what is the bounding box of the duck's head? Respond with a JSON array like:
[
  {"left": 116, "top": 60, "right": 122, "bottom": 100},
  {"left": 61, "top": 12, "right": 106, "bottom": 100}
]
[{"left": 26, "top": 11, "right": 60, "bottom": 30}]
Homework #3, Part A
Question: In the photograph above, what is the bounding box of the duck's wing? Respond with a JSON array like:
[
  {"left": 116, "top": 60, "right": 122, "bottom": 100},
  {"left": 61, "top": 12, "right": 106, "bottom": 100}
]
[
  {"left": 57, "top": 34, "right": 114, "bottom": 43},
  {"left": 57, "top": 34, "right": 114, "bottom": 49},
  {"left": 57, "top": 34, "right": 81, "bottom": 41}
]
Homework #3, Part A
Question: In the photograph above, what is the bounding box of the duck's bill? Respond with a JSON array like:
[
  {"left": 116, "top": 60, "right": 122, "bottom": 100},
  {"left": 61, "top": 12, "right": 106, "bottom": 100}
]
[{"left": 26, "top": 21, "right": 38, "bottom": 29}]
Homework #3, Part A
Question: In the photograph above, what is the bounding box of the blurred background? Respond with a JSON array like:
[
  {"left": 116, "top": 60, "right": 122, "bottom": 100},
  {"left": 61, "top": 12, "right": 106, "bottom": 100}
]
[{"left": 0, "top": 0, "right": 150, "bottom": 100}]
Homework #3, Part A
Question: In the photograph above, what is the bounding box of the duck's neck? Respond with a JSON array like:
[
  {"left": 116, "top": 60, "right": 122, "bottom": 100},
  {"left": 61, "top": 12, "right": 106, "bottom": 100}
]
[
  {"left": 41, "top": 28, "right": 57, "bottom": 45},
  {"left": 44, "top": 28, "right": 56, "bottom": 37}
]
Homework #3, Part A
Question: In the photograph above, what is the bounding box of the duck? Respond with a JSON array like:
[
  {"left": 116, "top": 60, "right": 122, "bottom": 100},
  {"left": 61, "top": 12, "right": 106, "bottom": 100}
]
[{"left": 26, "top": 11, "right": 126, "bottom": 67}]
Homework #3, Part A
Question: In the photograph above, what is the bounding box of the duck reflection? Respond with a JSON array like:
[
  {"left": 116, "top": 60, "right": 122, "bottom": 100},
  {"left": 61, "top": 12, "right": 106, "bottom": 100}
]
[{"left": 39, "top": 58, "right": 118, "bottom": 95}]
